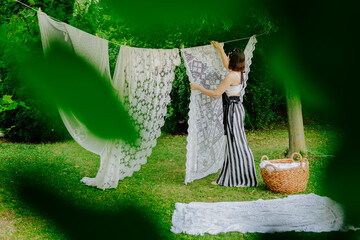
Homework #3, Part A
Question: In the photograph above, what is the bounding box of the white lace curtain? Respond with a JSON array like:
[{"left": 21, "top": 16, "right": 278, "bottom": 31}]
[
  {"left": 181, "top": 36, "right": 257, "bottom": 184},
  {"left": 38, "top": 12, "right": 180, "bottom": 189},
  {"left": 82, "top": 46, "right": 180, "bottom": 189}
]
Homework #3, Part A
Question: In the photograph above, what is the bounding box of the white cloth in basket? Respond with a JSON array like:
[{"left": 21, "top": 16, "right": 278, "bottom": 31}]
[{"left": 259, "top": 160, "right": 307, "bottom": 171}]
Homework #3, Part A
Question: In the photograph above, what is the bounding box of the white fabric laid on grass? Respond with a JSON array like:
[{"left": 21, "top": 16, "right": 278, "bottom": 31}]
[
  {"left": 38, "top": 12, "right": 180, "bottom": 189},
  {"left": 38, "top": 11, "right": 109, "bottom": 155},
  {"left": 181, "top": 36, "right": 257, "bottom": 184},
  {"left": 171, "top": 193, "right": 349, "bottom": 235},
  {"left": 82, "top": 46, "right": 180, "bottom": 189},
  {"left": 259, "top": 160, "right": 307, "bottom": 171}
]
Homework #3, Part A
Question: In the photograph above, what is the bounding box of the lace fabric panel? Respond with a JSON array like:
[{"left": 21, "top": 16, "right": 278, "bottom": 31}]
[
  {"left": 82, "top": 46, "right": 181, "bottom": 189},
  {"left": 37, "top": 11, "right": 109, "bottom": 155},
  {"left": 181, "top": 44, "right": 228, "bottom": 184},
  {"left": 181, "top": 37, "right": 257, "bottom": 184},
  {"left": 171, "top": 194, "right": 350, "bottom": 235},
  {"left": 241, "top": 36, "right": 257, "bottom": 102},
  {"left": 65, "top": 24, "right": 112, "bottom": 79}
]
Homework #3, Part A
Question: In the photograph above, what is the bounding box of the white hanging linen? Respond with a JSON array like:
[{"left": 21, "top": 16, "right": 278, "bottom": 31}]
[
  {"left": 171, "top": 194, "right": 350, "bottom": 235},
  {"left": 82, "top": 46, "right": 181, "bottom": 189},
  {"left": 37, "top": 11, "right": 109, "bottom": 155},
  {"left": 38, "top": 12, "right": 181, "bottom": 189},
  {"left": 181, "top": 44, "right": 227, "bottom": 184},
  {"left": 181, "top": 36, "right": 257, "bottom": 184}
]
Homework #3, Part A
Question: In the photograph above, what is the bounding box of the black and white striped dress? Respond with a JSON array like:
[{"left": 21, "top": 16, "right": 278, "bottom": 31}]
[{"left": 216, "top": 72, "right": 258, "bottom": 187}]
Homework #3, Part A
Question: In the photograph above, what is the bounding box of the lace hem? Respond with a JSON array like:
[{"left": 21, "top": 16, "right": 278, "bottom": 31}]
[{"left": 241, "top": 35, "right": 257, "bottom": 102}]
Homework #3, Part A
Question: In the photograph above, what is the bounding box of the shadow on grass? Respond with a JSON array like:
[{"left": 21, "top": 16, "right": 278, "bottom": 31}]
[{"left": 6, "top": 171, "right": 165, "bottom": 240}]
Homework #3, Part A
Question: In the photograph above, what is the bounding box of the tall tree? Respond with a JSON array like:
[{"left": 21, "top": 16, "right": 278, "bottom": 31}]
[
  {"left": 285, "top": 86, "right": 306, "bottom": 157},
  {"left": 267, "top": 32, "right": 307, "bottom": 157}
]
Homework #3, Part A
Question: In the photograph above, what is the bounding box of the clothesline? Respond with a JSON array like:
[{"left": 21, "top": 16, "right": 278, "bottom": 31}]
[
  {"left": 15, "top": 0, "right": 268, "bottom": 48},
  {"left": 223, "top": 33, "right": 267, "bottom": 43},
  {"left": 15, "top": 0, "right": 39, "bottom": 12}
]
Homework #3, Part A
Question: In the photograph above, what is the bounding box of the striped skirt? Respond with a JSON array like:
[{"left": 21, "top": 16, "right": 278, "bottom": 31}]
[{"left": 216, "top": 95, "right": 258, "bottom": 187}]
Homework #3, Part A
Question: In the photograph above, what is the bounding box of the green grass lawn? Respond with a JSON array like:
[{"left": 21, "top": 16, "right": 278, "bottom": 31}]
[{"left": 0, "top": 124, "right": 344, "bottom": 239}]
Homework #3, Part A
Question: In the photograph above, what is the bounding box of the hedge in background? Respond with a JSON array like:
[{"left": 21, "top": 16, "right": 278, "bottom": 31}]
[{"left": 0, "top": 0, "right": 75, "bottom": 142}]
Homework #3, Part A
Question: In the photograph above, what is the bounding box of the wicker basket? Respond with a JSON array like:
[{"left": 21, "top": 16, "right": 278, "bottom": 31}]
[{"left": 260, "top": 153, "right": 309, "bottom": 194}]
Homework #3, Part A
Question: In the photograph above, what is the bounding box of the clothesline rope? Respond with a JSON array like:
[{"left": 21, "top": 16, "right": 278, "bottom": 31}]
[
  {"left": 223, "top": 33, "right": 267, "bottom": 43},
  {"left": 15, "top": 0, "right": 39, "bottom": 12},
  {"left": 15, "top": 0, "right": 268, "bottom": 48}
]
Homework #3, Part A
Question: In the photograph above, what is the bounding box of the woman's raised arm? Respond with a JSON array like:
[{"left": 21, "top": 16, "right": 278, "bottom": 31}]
[{"left": 211, "top": 41, "right": 229, "bottom": 71}]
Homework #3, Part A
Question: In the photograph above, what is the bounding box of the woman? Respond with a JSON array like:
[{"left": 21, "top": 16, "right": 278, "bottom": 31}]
[{"left": 189, "top": 41, "right": 258, "bottom": 187}]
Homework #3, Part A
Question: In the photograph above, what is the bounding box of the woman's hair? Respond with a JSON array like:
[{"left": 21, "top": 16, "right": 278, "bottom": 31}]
[{"left": 228, "top": 49, "right": 245, "bottom": 72}]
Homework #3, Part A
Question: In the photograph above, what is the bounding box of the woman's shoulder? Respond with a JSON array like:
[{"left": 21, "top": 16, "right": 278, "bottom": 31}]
[
  {"left": 225, "top": 71, "right": 241, "bottom": 83},
  {"left": 225, "top": 71, "right": 238, "bottom": 79}
]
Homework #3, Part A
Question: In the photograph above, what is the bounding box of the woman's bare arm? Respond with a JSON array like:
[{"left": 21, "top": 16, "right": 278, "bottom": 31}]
[
  {"left": 190, "top": 74, "right": 232, "bottom": 98},
  {"left": 211, "top": 41, "right": 229, "bottom": 71}
]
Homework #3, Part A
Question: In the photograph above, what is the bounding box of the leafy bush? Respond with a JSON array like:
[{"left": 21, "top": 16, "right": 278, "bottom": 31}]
[
  {"left": 0, "top": 60, "right": 71, "bottom": 142},
  {"left": 162, "top": 61, "right": 191, "bottom": 134},
  {"left": 0, "top": 0, "right": 75, "bottom": 142}
]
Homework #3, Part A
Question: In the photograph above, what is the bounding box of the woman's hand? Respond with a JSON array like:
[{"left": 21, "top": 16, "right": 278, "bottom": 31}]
[
  {"left": 190, "top": 82, "right": 200, "bottom": 90},
  {"left": 211, "top": 41, "right": 229, "bottom": 70},
  {"left": 211, "top": 41, "right": 222, "bottom": 51}
]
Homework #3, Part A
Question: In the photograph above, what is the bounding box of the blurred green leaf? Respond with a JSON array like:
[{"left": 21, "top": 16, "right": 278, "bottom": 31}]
[{"left": 19, "top": 43, "right": 139, "bottom": 143}]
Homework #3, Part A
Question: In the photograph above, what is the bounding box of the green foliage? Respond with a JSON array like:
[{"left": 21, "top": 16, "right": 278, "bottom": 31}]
[
  {"left": 163, "top": 61, "right": 191, "bottom": 134},
  {"left": 0, "top": 74, "right": 30, "bottom": 114},
  {"left": 0, "top": 94, "right": 29, "bottom": 113},
  {"left": 0, "top": 0, "right": 75, "bottom": 142}
]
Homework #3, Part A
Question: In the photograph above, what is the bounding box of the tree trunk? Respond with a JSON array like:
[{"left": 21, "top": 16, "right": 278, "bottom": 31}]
[{"left": 286, "top": 87, "right": 307, "bottom": 157}]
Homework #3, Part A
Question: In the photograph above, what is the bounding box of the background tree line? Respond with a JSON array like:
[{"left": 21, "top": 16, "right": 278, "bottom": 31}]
[{"left": 1, "top": 0, "right": 285, "bottom": 143}]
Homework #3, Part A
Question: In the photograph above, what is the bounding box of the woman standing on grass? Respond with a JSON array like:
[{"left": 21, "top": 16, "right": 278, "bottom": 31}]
[{"left": 189, "top": 41, "right": 258, "bottom": 188}]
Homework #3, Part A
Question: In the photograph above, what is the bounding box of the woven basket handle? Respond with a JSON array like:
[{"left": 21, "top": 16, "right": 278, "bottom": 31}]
[
  {"left": 264, "top": 163, "right": 277, "bottom": 172},
  {"left": 290, "top": 152, "right": 302, "bottom": 161},
  {"left": 300, "top": 157, "right": 309, "bottom": 168},
  {"left": 260, "top": 155, "right": 269, "bottom": 162},
  {"left": 291, "top": 152, "right": 309, "bottom": 168}
]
